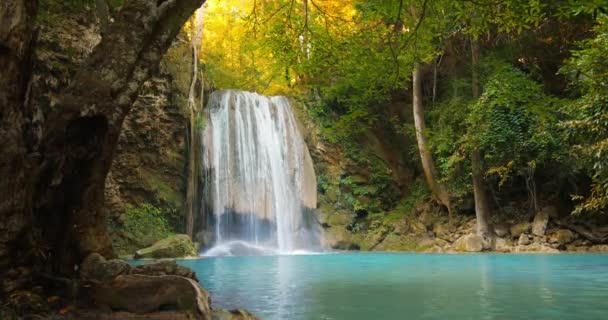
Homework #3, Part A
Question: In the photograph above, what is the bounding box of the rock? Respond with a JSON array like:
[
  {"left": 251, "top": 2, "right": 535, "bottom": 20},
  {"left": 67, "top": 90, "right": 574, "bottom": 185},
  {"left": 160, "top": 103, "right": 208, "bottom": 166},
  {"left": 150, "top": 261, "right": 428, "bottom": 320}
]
[
  {"left": 134, "top": 234, "right": 197, "bottom": 259},
  {"left": 132, "top": 259, "right": 198, "bottom": 281},
  {"left": 518, "top": 234, "right": 532, "bottom": 246},
  {"left": 433, "top": 223, "right": 455, "bottom": 240},
  {"left": 589, "top": 245, "right": 608, "bottom": 252},
  {"left": 566, "top": 245, "right": 589, "bottom": 252},
  {"left": 493, "top": 224, "right": 509, "bottom": 238},
  {"left": 453, "top": 234, "right": 483, "bottom": 252},
  {"left": 532, "top": 209, "right": 550, "bottom": 236},
  {"left": 7, "top": 290, "right": 48, "bottom": 314},
  {"left": 195, "top": 230, "right": 214, "bottom": 247},
  {"left": 80, "top": 253, "right": 131, "bottom": 282},
  {"left": 91, "top": 275, "right": 211, "bottom": 317},
  {"left": 515, "top": 242, "right": 560, "bottom": 253},
  {"left": 213, "top": 309, "right": 260, "bottom": 320},
  {"left": 549, "top": 229, "right": 575, "bottom": 246},
  {"left": 411, "top": 221, "right": 427, "bottom": 234},
  {"left": 418, "top": 207, "right": 438, "bottom": 228},
  {"left": 434, "top": 238, "right": 450, "bottom": 248},
  {"left": 415, "top": 237, "right": 436, "bottom": 251},
  {"left": 510, "top": 223, "right": 531, "bottom": 237},
  {"left": 494, "top": 238, "right": 513, "bottom": 252}
]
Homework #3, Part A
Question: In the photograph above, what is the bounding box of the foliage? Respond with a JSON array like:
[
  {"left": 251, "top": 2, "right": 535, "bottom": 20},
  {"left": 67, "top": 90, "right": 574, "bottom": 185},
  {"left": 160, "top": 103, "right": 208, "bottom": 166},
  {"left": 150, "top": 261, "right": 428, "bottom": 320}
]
[
  {"left": 560, "top": 17, "right": 608, "bottom": 214},
  {"left": 107, "top": 203, "right": 174, "bottom": 254},
  {"left": 467, "top": 61, "right": 562, "bottom": 177}
]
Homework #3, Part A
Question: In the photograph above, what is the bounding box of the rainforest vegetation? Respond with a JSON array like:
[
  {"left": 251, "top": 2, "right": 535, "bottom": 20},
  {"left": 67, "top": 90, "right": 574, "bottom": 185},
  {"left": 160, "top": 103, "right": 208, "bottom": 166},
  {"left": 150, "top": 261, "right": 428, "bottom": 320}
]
[
  {"left": 1, "top": 0, "right": 608, "bottom": 318},
  {"left": 197, "top": 0, "right": 608, "bottom": 239}
]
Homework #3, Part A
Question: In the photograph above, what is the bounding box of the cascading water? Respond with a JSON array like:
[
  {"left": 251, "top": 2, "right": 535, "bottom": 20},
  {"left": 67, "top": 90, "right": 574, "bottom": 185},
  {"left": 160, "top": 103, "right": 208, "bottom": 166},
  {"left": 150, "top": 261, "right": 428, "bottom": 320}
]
[{"left": 201, "top": 90, "right": 319, "bottom": 256}]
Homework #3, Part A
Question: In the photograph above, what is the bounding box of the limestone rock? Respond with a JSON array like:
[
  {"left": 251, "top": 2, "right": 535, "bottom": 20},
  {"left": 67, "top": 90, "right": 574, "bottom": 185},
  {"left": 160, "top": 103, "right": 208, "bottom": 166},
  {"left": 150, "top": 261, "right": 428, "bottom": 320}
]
[
  {"left": 549, "top": 229, "right": 575, "bottom": 246},
  {"left": 589, "top": 245, "right": 608, "bottom": 252},
  {"left": 81, "top": 253, "right": 131, "bottom": 282},
  {"left": 132, "top": 259, "right": 198, "bottom": 281},
  {"left": 510, "top": 223, "right": 531, "bottom": 237},
  {"left": 134, "top": 234, "right": 197, "bottom": 259},
  {"left": 433, "top": 223, "right": 455, "bottom": 240},
  {"left": 515, "top": 243, "right": 560, "bottom": 253},
  {"left": 518, "top": 234, "right": 532, "bottom": 246},
  {"left": 453, "top": 234, "right": 483, "bottom": 252},
  {"left": 91, "top": 275, "right": 211, "bottom": 318},
  {"left": 494, "top": 237, "right": 514, "bottom": 252},
  {"left": 493, "top": 224, "right": 510, "bottom": 238},
  {"left": 532, "top": 209, "right": 550, "bottom": 236}
]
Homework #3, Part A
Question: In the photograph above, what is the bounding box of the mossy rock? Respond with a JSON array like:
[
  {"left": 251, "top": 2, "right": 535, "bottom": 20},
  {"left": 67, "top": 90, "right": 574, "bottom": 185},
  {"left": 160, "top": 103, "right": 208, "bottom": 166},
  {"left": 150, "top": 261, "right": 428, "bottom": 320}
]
[{"left": 134, "top": 234, "right": 197, "bottom": 259}]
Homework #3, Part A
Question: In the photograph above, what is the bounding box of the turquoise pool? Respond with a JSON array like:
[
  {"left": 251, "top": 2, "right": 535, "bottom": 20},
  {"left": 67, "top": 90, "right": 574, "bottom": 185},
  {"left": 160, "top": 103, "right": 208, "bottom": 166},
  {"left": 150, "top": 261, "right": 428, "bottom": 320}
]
[{"left": 173, "top": 253, "right": 608, "bottom": 319}]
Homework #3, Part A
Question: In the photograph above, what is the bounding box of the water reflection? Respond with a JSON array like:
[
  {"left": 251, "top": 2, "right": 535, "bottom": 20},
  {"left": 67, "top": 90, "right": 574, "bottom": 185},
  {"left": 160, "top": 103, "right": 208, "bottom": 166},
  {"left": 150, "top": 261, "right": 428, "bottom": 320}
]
[{"left": 180, "top": 253, "right": 608, "bottom": 320}]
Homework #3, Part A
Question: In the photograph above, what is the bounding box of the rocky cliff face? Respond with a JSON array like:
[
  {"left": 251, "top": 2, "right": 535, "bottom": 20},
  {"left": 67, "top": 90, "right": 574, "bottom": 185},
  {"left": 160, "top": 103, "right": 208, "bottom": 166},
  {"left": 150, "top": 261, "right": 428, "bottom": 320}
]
[{"left": 104, "top": 67, "right": 189, "bottom": 252}]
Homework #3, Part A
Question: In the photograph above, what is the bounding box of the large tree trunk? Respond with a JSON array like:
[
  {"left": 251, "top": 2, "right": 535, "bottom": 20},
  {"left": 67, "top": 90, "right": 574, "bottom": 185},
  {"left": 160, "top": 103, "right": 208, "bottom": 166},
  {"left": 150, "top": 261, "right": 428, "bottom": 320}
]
[
  {"left": 470, "top": 39, "right": 491, "bottom": 238},
  {"left": 0, "top": 0, "right": 37, "bottom": 294},
  {"left": 412, "top": 66, "right": 452, "bottom": 215},
  {"left": 1, "top": 0, "right": 206, "bottom": 292}
]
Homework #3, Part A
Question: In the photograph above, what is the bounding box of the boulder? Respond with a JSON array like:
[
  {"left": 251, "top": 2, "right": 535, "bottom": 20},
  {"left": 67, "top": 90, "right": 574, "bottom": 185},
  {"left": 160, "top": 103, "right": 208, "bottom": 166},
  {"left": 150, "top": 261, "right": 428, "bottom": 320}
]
[
  {"left": 549, "top": 229, "right": 575, "bottom": 246},
  {"left": 518, "top": 234, "right": 532, "bottom": 246},
  {"left": 81, "top": 253, "right": 131, "bottom": 282},
  {"left": 91, "top": 275, "right": 211, "bottom": 318},
  {"left": 134, "top": 234, "right": 197, "bottom": 259},
  {"left": 494, "top": 237, "right": 514, "bottom": 252},
  {"left": 453, "top": 234, "right": 483, "bottom": 252},
  {"left": 510, "top": 223, "right": 531, "bottom": 237},
  {"left": 132, "top": 259, "right": 198, "bottom": 281},
  {"left": 532, "top": 209, "right": 550, "bottom": 236},
  {"left": 433, "top": 223, "right": 455, "bottom": 240},
  {"left": 493, "top": 224, "right": 510, "bottom": 238}
]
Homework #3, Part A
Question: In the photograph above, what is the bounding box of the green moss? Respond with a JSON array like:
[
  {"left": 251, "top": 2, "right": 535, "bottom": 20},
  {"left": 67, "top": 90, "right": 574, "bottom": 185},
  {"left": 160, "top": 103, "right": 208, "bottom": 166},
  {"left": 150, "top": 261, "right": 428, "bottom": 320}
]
[{"left": 107, "top": 203, "right": 175, "bottom": 255}]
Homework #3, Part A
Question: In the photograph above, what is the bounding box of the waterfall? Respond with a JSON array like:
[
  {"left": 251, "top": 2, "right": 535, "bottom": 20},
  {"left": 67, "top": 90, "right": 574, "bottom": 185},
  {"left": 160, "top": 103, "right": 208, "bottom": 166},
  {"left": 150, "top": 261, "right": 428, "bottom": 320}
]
[{"left": 201, "top": 90, "right": 319, "bottom": 255}]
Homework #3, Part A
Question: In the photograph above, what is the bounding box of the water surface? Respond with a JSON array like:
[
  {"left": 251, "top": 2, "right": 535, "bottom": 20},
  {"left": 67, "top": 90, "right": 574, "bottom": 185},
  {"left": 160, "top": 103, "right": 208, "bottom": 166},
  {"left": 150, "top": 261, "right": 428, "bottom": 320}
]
[{"left": 176, "top": 253, "right": 608, "bottom": 320}]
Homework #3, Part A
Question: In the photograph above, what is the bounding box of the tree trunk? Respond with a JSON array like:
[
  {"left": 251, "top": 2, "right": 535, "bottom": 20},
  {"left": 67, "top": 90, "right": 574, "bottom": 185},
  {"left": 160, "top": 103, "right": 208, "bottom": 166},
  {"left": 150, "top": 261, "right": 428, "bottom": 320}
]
[
  {"left": 470, "top": 39, "right": 491, "bottom": 238},
  {"left": 1, "top": 0, "right": 207, "bottom": 291},
  {"left": 412, "top": 66, "right": 452, "bottom": 215},
  {"left": 0, "top": 0, "right": 37, "bottom": 295}
]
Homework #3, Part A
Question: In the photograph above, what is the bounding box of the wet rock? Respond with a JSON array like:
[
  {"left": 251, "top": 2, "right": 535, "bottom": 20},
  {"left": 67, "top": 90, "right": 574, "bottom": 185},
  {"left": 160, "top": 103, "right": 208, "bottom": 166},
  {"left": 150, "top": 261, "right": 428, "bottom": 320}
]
[
  {"left": 510, "top": 223, "right": 531, "bottom": 238},
  {"left": 212, "top": 309, "right": 260, "bottom": 320},
  {"left": 132, "top": 259, "right": 197, "bottom": 281},
  {"left": 453, "top": 234, "right": 483, "bottom": 252},
  {"left": 532, "top": 209, "right": 550, "bottom": 236},
  {"left": 549, "top": 229, "right": 575, "bottom": 246},
  {"left": 81, "top": 253, "right": 131, "bottom": 282},
  {"left": 518, "top": 234, "right": 532, "bottom": 246},
  {"left": 91, "top": 275, "right": 211, "bottom": 317},
  {"left": 134, "top": 234, "right": 197, "bottom": 259},
  {"left": 493, "top": 224, "right": 510, "bottom": 238}
]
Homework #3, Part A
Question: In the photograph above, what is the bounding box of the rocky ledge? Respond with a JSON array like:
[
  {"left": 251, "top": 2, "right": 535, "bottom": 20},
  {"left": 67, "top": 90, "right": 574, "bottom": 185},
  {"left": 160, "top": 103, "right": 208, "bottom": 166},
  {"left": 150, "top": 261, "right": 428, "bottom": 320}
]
[
  {"left": 75, "top": 254, "right": 257, "bottom": 320},
  {"left": 322, "top": 203, "right": 608, "bottom": 253}
]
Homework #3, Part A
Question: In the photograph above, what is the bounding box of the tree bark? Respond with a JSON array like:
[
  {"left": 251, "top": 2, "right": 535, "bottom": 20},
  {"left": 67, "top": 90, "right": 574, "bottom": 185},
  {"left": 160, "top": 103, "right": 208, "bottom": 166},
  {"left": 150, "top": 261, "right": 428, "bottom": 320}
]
[
  {"left": 412, "top": 66, "right": 452, "bottom": 215},
  {"left": 470, "top": 39, "right": 491, "bottom": 238},
  {"left": 0, "top": 0, "right": 37, "bottom": 294},
  {"left": 1, "top": 0, "right": 207, "bottom": 287}
]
